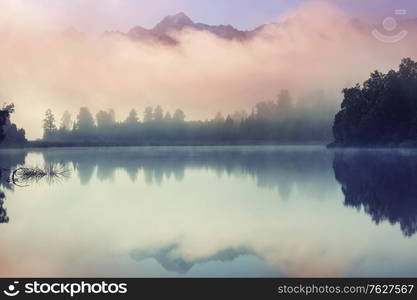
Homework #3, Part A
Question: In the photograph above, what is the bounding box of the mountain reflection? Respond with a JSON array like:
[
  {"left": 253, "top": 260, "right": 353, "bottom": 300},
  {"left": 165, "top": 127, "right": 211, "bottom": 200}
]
[
  {"left": 131, "top": 245, "right": 255, "bottom": 274},
  {"left": 42, "top": 147, "right": 334, "bottom": 200},
  {"left": 333, "top": 150, "right": 417, "bottom": 237}
]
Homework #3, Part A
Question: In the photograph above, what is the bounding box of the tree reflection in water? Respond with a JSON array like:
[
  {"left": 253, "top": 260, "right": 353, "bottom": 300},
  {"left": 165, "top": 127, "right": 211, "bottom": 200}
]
[
  {"left": 0, "top": 151, "right": 69, "bottom": 224},
  {"left": 0, "top": 191, "right": 8, "bottom": 223},
  {"left": 0, "top": 150, "right": 27, "bottom": 224},
  {"left": 333, "top": 150, "right": 417, "bottom": 237}
]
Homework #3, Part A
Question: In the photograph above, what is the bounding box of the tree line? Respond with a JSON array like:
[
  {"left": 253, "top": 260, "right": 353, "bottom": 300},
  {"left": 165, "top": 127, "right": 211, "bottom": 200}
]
[
  {"left": 5, "top": 59, "right": 417, "bottom": 148},
  {"left": 41, "top": 90, "right": 335, "bottom": 145},
  {"left": 0, "top": 103, "right": 26, "bottom": 146},
  {"left": 331, "top": 58, "right": 417, "bottom": 147}
]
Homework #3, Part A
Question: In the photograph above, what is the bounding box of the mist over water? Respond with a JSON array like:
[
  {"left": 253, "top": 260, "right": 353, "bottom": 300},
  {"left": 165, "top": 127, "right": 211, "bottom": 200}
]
[{"left": 1, "top": 146, "right": 417, "bottom": 277}]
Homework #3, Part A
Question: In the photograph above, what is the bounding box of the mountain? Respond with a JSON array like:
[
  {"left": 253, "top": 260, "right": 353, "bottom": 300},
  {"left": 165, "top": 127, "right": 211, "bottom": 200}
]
[
  {"left": 153, "top": 12, "right": 194, "bottom": 34},
  {"left": 117, "top": 12, "right": 257, "bottom": 44},
  {"left": 103, "top": 12, "right": 417, "bottom": 45}
]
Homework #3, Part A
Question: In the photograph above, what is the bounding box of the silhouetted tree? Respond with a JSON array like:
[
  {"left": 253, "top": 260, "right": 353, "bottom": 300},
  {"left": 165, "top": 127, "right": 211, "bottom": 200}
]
[
  {"left": 2, "top": 124, "right": 26, "bottom": 145},
  {"left": 60, "top": 111, "right": 72, "bottom": 131},
  {"left": 331, "top": 58, "right": 417, "bottom": 147},
  {"left": 223, "top": 115, "right": 235, "bottom": 140},
  {"left": 214, "top": 112, "right": 225, "bottom": 124},
  {"left": 0, "top": 104, "right": 14, "bottom": 143},
  {"left": 96, "top": 109, "right": 116, "bottom": 128},
  {"left": 164, "top": 112, "right": 172, "bottom": 122},
  {"left": 277, "top": 89, "right": 292, "bottom": 110},
  {"left": 43, "top": 109, "right": 57, "bottom": 140},
  {"left": 76, "top": 107, "right": 95, "bottom": 132},
  {"left": 143, "top": 107, "right": 153, "bottom": 123},
  {"left": 125, "top": 109, "right": 139, "bottom": 124},
  {"left": 231, "top": 110, "right": 248, "bottom": 124},
  {"left": 0, "top": 103, "right": 26, "bottom": 146},
  {"left": 153, "top": 105, "right": 164, "bottom": 122},
  {"left": 173, "top": 109, "right": 185, "bottom": 122}
]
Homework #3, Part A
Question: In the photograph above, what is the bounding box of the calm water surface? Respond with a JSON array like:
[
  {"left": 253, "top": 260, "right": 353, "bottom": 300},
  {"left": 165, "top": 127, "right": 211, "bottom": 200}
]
[{"left": 0, "top": 146, "right": 416, "bottom": 277}]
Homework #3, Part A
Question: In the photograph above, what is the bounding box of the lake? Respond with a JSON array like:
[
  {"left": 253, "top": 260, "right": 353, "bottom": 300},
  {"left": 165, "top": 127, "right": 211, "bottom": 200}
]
[{"left": 0, "top": 145, "right": 416, "bottom": 277}]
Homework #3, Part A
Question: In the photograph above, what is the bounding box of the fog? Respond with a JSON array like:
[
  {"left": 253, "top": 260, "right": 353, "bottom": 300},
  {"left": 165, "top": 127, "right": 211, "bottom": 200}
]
[{"left": 0, "top": 0, "right": 416, "bottom": 139}]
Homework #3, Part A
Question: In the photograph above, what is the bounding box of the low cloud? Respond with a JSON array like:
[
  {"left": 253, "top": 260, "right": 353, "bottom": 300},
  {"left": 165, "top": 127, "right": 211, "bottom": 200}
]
[{"left": 0, "top": 0, "right": 416, "bottom": 138}]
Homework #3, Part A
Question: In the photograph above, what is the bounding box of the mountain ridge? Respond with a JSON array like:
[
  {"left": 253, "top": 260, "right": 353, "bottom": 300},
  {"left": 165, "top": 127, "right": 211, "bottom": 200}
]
[
  {"left": 102, "top": 12, "right": 417, "bottom": 45},
  {"left": 105, "top": 12, "right": 261, "bottom": 44}
]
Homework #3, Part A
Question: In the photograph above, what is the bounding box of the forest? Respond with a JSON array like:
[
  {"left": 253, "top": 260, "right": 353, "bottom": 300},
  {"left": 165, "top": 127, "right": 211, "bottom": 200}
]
[
  {"left": 331, "top": 58, "right": 417, "bottom": 147},
  {"left": 0, "top": 104, "right": 26, "bottom": 146},
  {"left": 38, "top": 90, "right": 335, "bottom": 146},
  {"left": 3, "top": 58, "right": 417, "bottom": 148}
]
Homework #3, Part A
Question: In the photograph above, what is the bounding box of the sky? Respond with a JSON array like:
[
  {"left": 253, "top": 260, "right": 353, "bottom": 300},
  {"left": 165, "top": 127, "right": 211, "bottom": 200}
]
[
  {"left": 1, "top": 0, "right": 417, "bottom": 139},
  {"left": 4, "top": 0, "right": 417, "bottom": 32}
]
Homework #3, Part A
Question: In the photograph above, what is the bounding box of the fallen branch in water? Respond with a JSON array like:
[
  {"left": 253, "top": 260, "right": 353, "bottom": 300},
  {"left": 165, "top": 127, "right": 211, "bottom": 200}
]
[{"left": 11, "top": 164, "right": 70, "bottom": 187}]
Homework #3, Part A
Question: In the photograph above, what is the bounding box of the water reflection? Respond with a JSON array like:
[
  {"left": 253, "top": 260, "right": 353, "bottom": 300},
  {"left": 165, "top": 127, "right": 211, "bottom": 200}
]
[
  {"left": 42, "top": 146, "right": 334, "bottom": 200},
  {"left": 0, "top": 150, "right": 70, "bottom": 223},
  {"left": 0, "top": 191, "right": 8, "bottom": 223},
  {"left": 131, "top": 245, "right": 255, "bottom": 274},
  {"left": 0, "top": 150, "right": 27, "bottom": 223},
  {"left": 1, "top": 146, "right": 417, "bottom": 277},
  {"left": 334, "top": 150, "right": 417, "bottom": 237},
  {"left": 0, "top": 150, "right": 27, "bottom": 189}
]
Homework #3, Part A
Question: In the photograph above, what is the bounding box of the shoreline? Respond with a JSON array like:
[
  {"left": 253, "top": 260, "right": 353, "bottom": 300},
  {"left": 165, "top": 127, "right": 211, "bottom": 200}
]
[
  {"left": 327, "top": 141, "right": 417, "bottom": 150},
  {"left": 0, "top": 141, "right": 327, "bottom": 150},
  {"left": 3, "top": 141, "right": 417, "bottom": 151}
]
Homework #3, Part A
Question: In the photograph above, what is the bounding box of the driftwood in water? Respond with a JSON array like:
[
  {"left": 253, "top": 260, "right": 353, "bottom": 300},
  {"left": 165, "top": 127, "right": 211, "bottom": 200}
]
[{"left": 11, "top": 164, "right": 69, "bottom": 187}]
